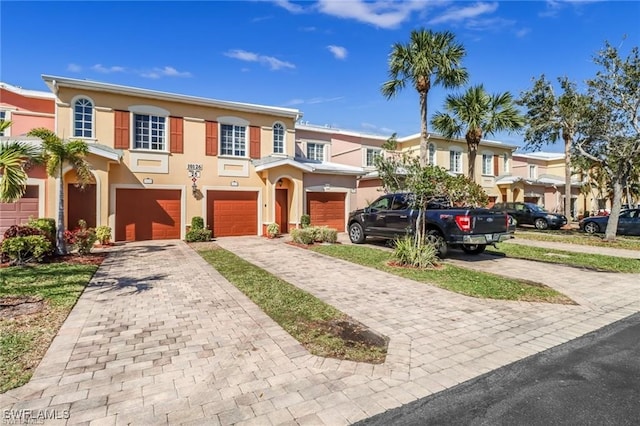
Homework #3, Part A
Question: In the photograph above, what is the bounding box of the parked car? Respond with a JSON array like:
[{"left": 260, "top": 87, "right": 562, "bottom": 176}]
[
  {"left": 347, "top": 193, "right": 513, "bottom": 257},
  {"left": 490, "top": 202, "right": 567, "bottom": 230},
  {"left": 579, "top": 209, "right": 640, "bottom": 236}
]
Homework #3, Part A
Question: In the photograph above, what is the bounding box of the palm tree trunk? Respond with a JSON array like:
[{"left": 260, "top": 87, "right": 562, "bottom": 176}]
[
  {"left": 419, "top": 91, "right": 428, "bottom": 167},
  {"left": 563, "top": 135, "right": 572, "bottom": 222},
  {"left": 56, "top": 164, "right": 66, "bottom": 255},
  {"left": 604, "top": 178, "right": 623, "bottom": 241}
]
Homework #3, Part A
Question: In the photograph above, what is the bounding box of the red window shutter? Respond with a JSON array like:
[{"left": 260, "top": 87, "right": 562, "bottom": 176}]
[
  {"left": 114, "top": 110, "right": 130, "bottom": 149},
  {"left": 249, "top": 126, "right": 261, "bottom": 159},
  {"left": 170, "top": 116, "right": 184, "bottom": 154},
  {"left": 205, "top": 121, "right": 218, "bottom": 156},
  {"left": 493, "top": 155, "right": 500, "bottom": 176}
]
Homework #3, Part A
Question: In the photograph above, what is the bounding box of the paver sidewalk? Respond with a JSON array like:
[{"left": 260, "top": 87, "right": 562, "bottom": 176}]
[{"left": 1, "top": 238, "right": 638, "bottom": 425}]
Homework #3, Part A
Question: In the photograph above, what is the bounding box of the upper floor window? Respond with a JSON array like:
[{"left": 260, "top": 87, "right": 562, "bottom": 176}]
[
  {"left": 307, "top": 143, "right": 325, "bottom": 161},
  {"left": 503, "top": 153, "right": 509, "bottom": 173},
  {"left": 221, "top": 124, "right": 246, "bottom": 157},
  {"left": 134, "top": 114, "right": 166, "bottom": 151},
  {"left": 428, "top": 143, "right": 436, "bottom": 165},
  {"left": 273, "top": 123, "right": 285, "bottom": 154},
  {"left": 529, "top": 165, "right": 537, "bottom": 179},
  {"left": 73, "top": 97, "right": 93, "bottom": 138},
  {"left": 365, "top": 147, "right": 382, "bottom": 167},
  {"left": 449, "top": 149, "right": 462, "bottom": 174},
  {"left": 482, "top": 153, "right": 493, "bottom": 175}
]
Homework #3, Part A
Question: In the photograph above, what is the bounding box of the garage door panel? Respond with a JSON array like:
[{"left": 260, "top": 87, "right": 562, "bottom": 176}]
[
  {"left": 0, "top": 185, "right": 40, "bottom": 236},
  {"left": 116, "top": 189, "right": 181, "bottom": 241},
  {"left": 307, "top": 192, "right": 345, "bottom": 231},
  {"left": 207, "top": 191, "right": 258, "bottom": 237}
]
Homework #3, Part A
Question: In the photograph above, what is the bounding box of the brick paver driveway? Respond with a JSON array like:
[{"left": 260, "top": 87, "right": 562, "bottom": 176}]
[{"left": 1, "top": 238, "right": 638, "bottom": 425}]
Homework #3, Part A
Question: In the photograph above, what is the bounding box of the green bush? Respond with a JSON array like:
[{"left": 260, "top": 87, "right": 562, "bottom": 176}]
[
  {"left": 95, "top": 226, "right": 112, "bottom": 245},
  {"left": 266, "top": 223, "right": 280, "bottom": 237},
  {"left": 191, "top": 216, "right": 205, "bottom": 230},
  {"left": 27, "top": 218, "right": 56, "bottom": 242},
  {"left": 317, "top": 227, "right": 338, "bottom": 243},
  {"left": 65, "top": 227, "right": 97, "bottom": 255},
  {"left": 1, "top": 235, "right": 52, "bottom": 265},
  {"left": 392, "top": 236, "right": 438, "bottom": 269},
  {"left": 291, "top": 228, "right": 315, "bottom": 245},
  {"left": 186, "top": 228, "right": 211, "bottom": 242},
  {"left": 300, "top": 214, "right": 311, "bottom": 228}
]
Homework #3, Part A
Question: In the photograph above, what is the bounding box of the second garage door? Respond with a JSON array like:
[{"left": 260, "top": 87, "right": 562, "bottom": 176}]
[
  {"left": 307, "top": 192, "right": 345, "bottom": 231},
  {"left": 0, "top": 185, "right": 40, "bottom": 237},
  {"left": 207, "top": 191, "right": 258, "bottom": 237},
  {"left": 115, "top": 189, "right": 181, "bottom": 241}
]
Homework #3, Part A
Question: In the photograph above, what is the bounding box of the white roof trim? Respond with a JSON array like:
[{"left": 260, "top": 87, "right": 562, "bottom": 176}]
[
  {"left": 42, "top": 75, "right": 302, "bottom": 120},
  {"left": 254, "top": 157, "right": 364, "bottom": 175},
  {"left": 397, "top": 132, "right": 519, "bottom": 149},
  {"left": 0, "top": 82, "right": 56, "bottom": 100},
  {"left": 295, "top": 123, "right": 390, "bottom": 140},
  {"left": 254, "top": 158, "right": 314, "bottom": 173},
  {"left": 87, "top": 145, "right": 121, "bottom": 162}
]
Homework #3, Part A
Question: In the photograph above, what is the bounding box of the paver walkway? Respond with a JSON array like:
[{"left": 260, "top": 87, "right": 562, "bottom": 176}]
[{"left": 1, "top": 238, "right": 638, "bottom": 425}]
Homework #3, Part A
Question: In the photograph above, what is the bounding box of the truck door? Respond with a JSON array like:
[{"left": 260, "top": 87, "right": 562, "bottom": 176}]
[
  {"left": 363, "top": 195, "right": 393, "bottom": 235},
  {"left": 384, "top": 194, "right": 413, "bottom": 236}
]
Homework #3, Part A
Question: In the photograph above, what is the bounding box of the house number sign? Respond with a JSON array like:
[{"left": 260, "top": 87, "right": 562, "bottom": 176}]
[{"left": 187, "top": 163, "right": 203, "bottom": 180}]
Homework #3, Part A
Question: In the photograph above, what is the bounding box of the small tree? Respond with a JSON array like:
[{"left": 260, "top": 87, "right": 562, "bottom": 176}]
[{"left": 0, "top": 121, "right": 42, "bottom": 202}]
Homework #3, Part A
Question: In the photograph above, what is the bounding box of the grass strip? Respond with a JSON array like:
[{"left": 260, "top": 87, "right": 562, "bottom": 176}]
[
  {"left": 195, "top": 246, "right": 387, "bottom": 364},
  {"left": 515, "top": 230, "right": 640, "bottom": 251},
  {"left": 0, "top": 263, "right": 98, "bottom": 393},
  {"left": 486, "top": 243, "right": 640, "bottom": 273},
  {"left": 311, "top": 245, "right": 573, "bottom": 304}
]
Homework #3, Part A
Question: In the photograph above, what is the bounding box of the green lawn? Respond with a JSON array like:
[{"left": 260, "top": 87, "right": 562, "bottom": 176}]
[
  {"left": 195, "top": 245, "right": 387, "bottom": 363},
  {"left": 310, "top": 245, "right": 573, "bottom": 304},
  {"left": 0, "top": 262, "right": 99, "bottom": 393},
  {"left": 515, "top": 230, "right": 640, "bottom": 251}
]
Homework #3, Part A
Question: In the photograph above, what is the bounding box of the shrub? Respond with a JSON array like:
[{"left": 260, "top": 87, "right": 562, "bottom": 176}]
[
  {"left": 392, "top": 236, "right": 438, "bottom": 269},
  {"left": 27, "top": 218, "right": 56, "bottom": 243},
  {"left": 95, "top": 226, "right": 112, "bottom": 245},
  {"left": 185, "top": 228, "right": 211, "bottom": 242},
  {"left": 1, "top": 235, "right": 52, "bottom": 265},
  {"left": 65, "top": 227, "right": 97, "bottom": 255},
  {"left": 3, "top": 225, "right": 45, "bottom": 240},
  {"left": 317, "top": 226, "right": 338, "bottom": 243},
  {"left": 266, "top": 223, "right": 280, "bottom": 237},
  {"left": 191, "top": 216, "right": 205, "bottom": 230},
  {"left": 300, "top": 214, "right": 311, "bottom": 228},
  {"left": 291, "top": 228, "right": 315, "bottom": 245}
]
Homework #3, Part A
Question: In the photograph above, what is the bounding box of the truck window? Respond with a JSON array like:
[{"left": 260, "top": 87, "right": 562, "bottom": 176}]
[{"left": 369, "top": 197, "right": 391, "bottom": 210}]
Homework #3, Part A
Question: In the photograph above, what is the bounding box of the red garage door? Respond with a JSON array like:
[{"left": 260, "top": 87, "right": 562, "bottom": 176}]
[
  {"left": 207, "top": 191, "right": 258, "bottom": 237},
  {"left": 307, "top": 192, "right": 345, "bottom": 231},
  {"left": 116, "top": 189, "right": 181, "bottom": 241},
  {"left": 0, "top": 185, "right": 39, "bottom": 237}
]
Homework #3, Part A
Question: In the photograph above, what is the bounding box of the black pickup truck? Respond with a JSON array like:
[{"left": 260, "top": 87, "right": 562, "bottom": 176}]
[{"left": 347, "top": 193, "right": 513, "bottom": 257}]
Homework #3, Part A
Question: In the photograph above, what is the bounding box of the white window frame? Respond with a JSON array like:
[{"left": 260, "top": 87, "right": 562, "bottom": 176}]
[
  {"left": 529, "top": 164, "right": 538, "bottom": 179},
  {"left": 71, "top": 96, "right": 94, "bottom": 139},
  {"left": 503, "top": 153, "right": 510, "bottom": 173},
  {"left": 134, "top": 114, "right": 167, "bottom": 151},
  {"left": 428, "top": 142, "right": 437, "bottom": 165},
  {"left": 272, "top": 122, "right": 285, "bottom": 154},
  {"left": 482, "top": 151, "right": 494, "bottom": 175},
  {"left": 220, "top": 124, "right": 247, "bottom": 157},
  {"left": 307, "top": 142, "right": 326, "bottom": 161},
  {"left": 364, "top": 147, "right": 382, "bottom": 168},
  {"left": 0, "top": 110, "right": 10, "bottom": 136},
  {"left": 449, "top": 148, "right": 462, "bottom": 174}
]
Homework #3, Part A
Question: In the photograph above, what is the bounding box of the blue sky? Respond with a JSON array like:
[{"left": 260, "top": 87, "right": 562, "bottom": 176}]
[{"left": 1, "top": 1, "right": 638, "bottom": 152}]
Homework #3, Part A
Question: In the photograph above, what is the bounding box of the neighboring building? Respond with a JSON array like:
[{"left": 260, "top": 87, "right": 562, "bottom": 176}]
[{"left": 0, "top": 83, "right": 56, "bottom": 236}]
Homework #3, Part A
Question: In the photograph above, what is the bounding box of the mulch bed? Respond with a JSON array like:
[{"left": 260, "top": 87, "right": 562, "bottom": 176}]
[{"left": 0, "top": 252, "right": 107, "bottom": 268}]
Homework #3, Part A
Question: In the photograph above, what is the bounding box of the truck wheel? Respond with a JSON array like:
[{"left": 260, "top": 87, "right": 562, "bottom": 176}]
[
  {"left": 461, "top": 244, "right": 486, "bottom": 255},
  {"left": 426, "top": 229, "right": 448, "bottom": 258},
  {"left": 534, "top": 218, "right": 549, "bottom": 230},
  {"left": 349, "top": 222, "right": 366, "bottom": 244}
]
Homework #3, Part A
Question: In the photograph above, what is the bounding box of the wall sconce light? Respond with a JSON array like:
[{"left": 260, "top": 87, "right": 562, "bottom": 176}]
[
  {"left": 277, "top": 179, "right": 283, "bottom": 187},
  {"left": 192, "top": 182, "right": 198, "bottom": 195}
]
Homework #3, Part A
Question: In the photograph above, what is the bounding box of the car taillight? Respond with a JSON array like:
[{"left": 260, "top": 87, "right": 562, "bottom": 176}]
[{"left": 455, "top": 215, "right": 472, "bottom": 232}]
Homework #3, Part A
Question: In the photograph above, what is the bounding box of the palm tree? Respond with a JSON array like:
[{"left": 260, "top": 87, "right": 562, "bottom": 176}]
[
  {"left": 431, "top": 85, "right": 524, "bottom": 182},
  {"left": 27, "top": 128, "right": 92, "bottom": 254},
  {"left": 0, "top": 121, "right": 42, "bottom": 203},
  {"left": 381, "top": 29, "right": 468, "bottom": 166}
]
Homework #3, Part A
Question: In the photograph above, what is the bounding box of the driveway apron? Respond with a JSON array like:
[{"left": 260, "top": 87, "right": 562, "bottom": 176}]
[{"left": 1, "top": 238, "right": 639, "bottom": 425}]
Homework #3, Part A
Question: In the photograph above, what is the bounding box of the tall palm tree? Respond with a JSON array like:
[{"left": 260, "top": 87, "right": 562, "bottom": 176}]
[
  {"left": 381, "top": 29, "right": 468, "bottom": 166},
  {"left": 0, "top": 121, "right": 41, "bottom": 202},
  {"left": 27, "top": 128, "right": 92, "bottom": 254},
  {"left": 431, "top": 85, "right": 524, "bottom": 182}
]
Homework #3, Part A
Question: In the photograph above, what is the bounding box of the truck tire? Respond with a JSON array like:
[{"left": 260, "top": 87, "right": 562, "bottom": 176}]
[
  {"left": 426, "top": 229, "right": 448, "bottom": 258},
  {"left": 349, "top": 222, "right": 366, "bottom": 244},
  {"left": 534, "top": 218, "right": 549, "bottom": 230},
  {"left": 461, "top": 244, "right": 486, "bottom": 255}
]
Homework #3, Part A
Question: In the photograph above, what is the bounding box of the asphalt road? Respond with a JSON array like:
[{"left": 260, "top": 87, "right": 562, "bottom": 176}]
[{"left": 357, "top": 312, "right": 640, "bottom": 426}]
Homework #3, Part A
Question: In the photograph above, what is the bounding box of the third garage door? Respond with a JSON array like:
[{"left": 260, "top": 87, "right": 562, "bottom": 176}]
[
  {"left": 207, "top": 191, "right": 258, "bottom": 237},
  {"left": 307, "top": 192, "right": 345, "bottom": 231},
  {"left": 115, "top": 189, "right": 181, "bottom": 241}
]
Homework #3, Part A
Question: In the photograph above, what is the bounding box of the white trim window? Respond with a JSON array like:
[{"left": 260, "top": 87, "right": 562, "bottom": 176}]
[
  {"left": 503, "top": 153, "right": 510, "bottom": 173},
  {"left": 73, "top": 97, "right": 93, "bottom": 138},
  {"left": 134, "top": 114, "right": 166, "bottom": 151},
  {"left": 221, "top": 123, "right": 247, "bottom": 157},
  {"left": 364, "top": 147, "right": 382, "bottom": 168},
  {"left": 0, "top": 110, "right": 9, "bottom": 136},
  {"left": 529, "top": 165, "right": 537, "bottom": 179},
  {"left": 428, "top": 143, "right": 437, "bottom": 165},
  {"left": 273, "top": 122, "right": 285, "bottom": 154},
  {"left": 307, "top": 143, "right": 325, "bottom": 161},
  {"left": 482, "top": 153, "right": 493, "bottom": 175},
  {"left": 449, "top": 148, "right": 462, "bottom": 174}
]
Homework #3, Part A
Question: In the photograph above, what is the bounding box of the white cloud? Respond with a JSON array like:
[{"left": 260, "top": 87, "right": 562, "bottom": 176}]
[
  {"left": 516, "top": 27, "right": 531, "bottom": 37},
  {"left": 299, "top": 26, "right": 317, "bottom": 32},
  {"left": 361, "top": 122, "right": 395, "bottom": 134},
  {"left": 224, "top": 49, "right": 295, "bottom": 71},
  {"left": 327, "top": 45, "right": 348, "bottom": 60},
  {"left": 91, "top": 64, "right": 125, "bottom": 74},
  {"left": 139, "top": 66, "right": 192, "bottom": 79},
  {"left": 428, "top": 2, "right": 499, "bottom": 25},
  {"left": 316, "top": 0, "right": 427, "bottom": 29},
  {"left": 67, "top": 63, "right": 82, "bottom": 72},
  {"left": 283, "top": 96, "right": 344, "bottom": 106},
  {"left": 272, "top": 0, "right": 305, "bottom": 14}
]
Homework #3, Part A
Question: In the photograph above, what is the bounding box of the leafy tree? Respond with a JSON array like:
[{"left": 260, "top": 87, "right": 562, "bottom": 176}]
[
  {"left": 27, "top": 128, "right": 92, "bottom": 254},
  {"left": 431, "top": 85, "right": 524, "bottom": 183},
  {"left": 573, "top": 41, "right": 640, "bottom": 240},
  {"left": 0, "top": 121, "right": 42, "bottom": 202},
  {"left": 381, "top": 29, "right": 468, "bottom": 166}
]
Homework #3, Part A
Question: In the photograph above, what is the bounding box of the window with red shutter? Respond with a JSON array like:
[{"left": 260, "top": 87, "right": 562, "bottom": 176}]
[
  {"left": 114, "top": 110, "right": 130, "bottom": 149},
  {"left": 205, "top": 121, "right": 218, "bottom": 156},
  {"left": 170, "top": 117, "right": 184, "bottom": 154},
  {"left": 250, "top": 126, "right": 261, "bottom": 159}
]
